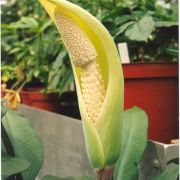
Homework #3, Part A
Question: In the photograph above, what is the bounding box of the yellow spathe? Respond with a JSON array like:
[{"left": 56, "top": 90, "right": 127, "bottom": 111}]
[{"left": 39, "top": 0, "right": 124, "bottom": 169}]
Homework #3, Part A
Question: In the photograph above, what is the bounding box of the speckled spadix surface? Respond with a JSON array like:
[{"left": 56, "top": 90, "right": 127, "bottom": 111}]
[{"left": 39, "top": 0, "right": 124, "bottom": 169}]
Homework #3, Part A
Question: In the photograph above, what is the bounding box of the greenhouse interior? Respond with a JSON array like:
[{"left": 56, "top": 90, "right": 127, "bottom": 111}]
[{"left": 1, "top": 0, "right": 179, "bottom": 180}]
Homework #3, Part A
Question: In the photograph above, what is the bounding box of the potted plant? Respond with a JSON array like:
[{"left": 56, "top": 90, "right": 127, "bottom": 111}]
[{"left": 102, "top": 0, "right": 178, "bottom": 143}]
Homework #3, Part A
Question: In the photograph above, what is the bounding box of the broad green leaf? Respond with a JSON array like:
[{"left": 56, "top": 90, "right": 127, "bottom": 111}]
[
  {"left": 2, "top": 151, "right": 31, "bottom": 177},
  {"left": 2, "top": 110, "right": 44, "bottom": 180},
  {"left": 42, "top": 175, "right": 96, "bottom": 180},
  {"left": 155, "top": 21, "right": 178, "bottom": 28},
  {"left": 125, "top": 16, "right": 155, "bottom": 42},
  {"left": 152, "top": 163, "right": 179, "bottom": 180},
  {"left": 114, "top": 107, "right": 148, "bottom": 180}
]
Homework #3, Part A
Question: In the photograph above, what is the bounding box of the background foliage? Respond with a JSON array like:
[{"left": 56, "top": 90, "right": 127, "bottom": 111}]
[
  {"left": 73, "top": 0, "right": 178, "bottom": 62},
  {"left": 1, "top": 0, "right": 73, "bottom": 93},
  {"left": 1, "top": 0, "right": 178, "bottom": 93}
]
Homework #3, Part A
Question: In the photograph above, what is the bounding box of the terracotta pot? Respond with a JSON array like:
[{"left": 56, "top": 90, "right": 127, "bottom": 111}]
[
  {"left": 20, "top": 87, "right": 59, "bottom": 113},
  {"left": 123, "top": 62, "right": 178, "bottom": 143}
]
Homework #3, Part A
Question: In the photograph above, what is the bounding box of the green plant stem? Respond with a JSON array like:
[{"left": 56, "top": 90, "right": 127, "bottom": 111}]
[{"left": 96, "top": 166, "right": 114, "bottom": 180}]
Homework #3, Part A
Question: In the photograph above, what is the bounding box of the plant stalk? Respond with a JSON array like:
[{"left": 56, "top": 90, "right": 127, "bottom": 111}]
[{"left": 96, "top": 166, "right": 114, "bottom": 180}]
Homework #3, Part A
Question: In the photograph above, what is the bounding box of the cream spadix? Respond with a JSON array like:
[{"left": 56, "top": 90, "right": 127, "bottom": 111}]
[{"left": 39, "top": 0, "right": 124, "bottom": 169}]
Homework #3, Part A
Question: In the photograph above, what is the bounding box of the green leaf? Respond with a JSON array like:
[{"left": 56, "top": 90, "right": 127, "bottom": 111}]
[
  {"left": 152, "top": 163, "right": 179, "bottom": 180},
  {"left": 52, "top": 50, "right": 67, "bottom": 69},
  {"left": 125, "top": 16, "right": 155, "bottom": 42},
  {"left": 10, "top": 17, "right": 38, "bottom": 29},
  {"left": 2, "top": 110, "right": 44, "bottom": 180},
  {"left": 58, "top": 68, "right": 74, "bottom": 94},
  {"left": 39, "top": 20, "right": 53, "bottom": 33},
  {"left": 165, "top": 48, "right": 178, "bottom": 57},
  {"left": 114, "top": 107, "right": 148, "bottom": 180},
  {"left": 9, "top": 47, "right": 21, "bottom": 54},
  {"left": 155, "top": 21, "right": 178, "bottom": 28},
  {"left": 42, "top": 175, "right": 96, "bottom": 180},
  {"left": 114, "top": 21, "right": 134, "bottom": 38},
  {"left": 2, "top": 151, "right": 31, "bottom": 177},
  {"left": 114, "top": 15, "right": 132, "bottom": 26}
]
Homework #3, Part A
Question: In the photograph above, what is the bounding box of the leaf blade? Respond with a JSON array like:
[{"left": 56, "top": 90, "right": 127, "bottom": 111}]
[
  {"left": 125, "top": 16, "right": 155, "bottom": 42},
  {"left": 2, "top": 110, "right": 44, "bottom": 180},
  {"left": 152, "top": 163, "right": 179, "bottom": 180},
  {"left": 2, "top": 152, "right": 31, "bottom": 177},
  {"left": 114, "top": 107, "right": 148, "bottom": 180}
]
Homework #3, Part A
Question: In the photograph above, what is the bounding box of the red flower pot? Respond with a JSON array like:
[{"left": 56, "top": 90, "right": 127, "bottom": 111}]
[
  {"left": 123, "top": 62, "right": 178, "bottom": 143},
  {"left": 20, "top": 87, "right": 59, "bottom": 113}
]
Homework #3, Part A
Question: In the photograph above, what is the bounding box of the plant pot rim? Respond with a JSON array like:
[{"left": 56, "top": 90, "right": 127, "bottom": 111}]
[{"left": 122, "top": 61, "right": 178, "bottom": 79}]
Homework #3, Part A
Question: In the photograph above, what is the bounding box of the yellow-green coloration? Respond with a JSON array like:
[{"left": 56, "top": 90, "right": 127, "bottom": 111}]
[{"left": 39, "top": 0, "right": 124, "bottom": 169}]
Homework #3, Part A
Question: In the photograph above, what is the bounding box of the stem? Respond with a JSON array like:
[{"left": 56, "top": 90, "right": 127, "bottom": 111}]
[{"left": 96, "top": 166, "right": 114, "bottom": 180}]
